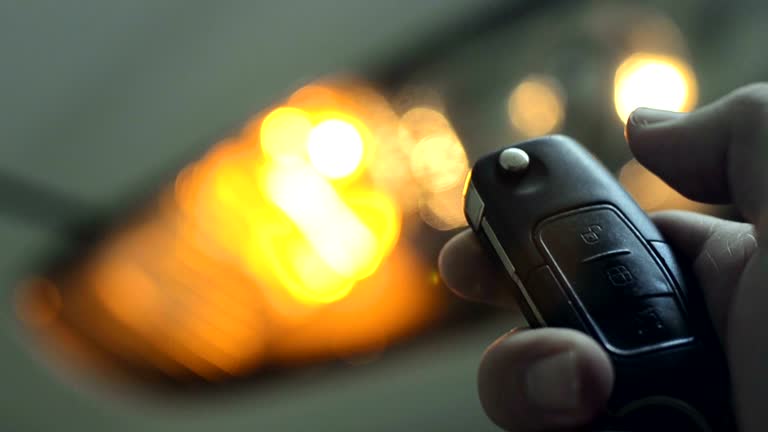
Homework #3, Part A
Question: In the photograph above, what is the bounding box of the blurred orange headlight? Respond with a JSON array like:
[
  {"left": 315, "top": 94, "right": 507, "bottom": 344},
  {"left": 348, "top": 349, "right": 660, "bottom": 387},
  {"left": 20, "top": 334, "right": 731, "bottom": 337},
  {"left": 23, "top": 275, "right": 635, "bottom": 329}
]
[{"left": 17, "top": 80, "right": 450, "bottom": 384}]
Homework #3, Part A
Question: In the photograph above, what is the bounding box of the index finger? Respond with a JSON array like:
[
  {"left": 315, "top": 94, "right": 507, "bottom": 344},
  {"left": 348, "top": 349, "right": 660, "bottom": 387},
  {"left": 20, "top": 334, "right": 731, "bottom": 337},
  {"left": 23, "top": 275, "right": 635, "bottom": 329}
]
[{"left": 626, "top": 83, "right": 768, "bottom": 227}]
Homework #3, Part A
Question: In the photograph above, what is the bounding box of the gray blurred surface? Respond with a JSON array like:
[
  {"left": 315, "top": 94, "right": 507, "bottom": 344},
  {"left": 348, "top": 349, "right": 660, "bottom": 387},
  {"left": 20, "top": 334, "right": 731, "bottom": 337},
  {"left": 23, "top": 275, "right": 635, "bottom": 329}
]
[{"left": 0, "top": 0, "right": 499, "bottom": 206}]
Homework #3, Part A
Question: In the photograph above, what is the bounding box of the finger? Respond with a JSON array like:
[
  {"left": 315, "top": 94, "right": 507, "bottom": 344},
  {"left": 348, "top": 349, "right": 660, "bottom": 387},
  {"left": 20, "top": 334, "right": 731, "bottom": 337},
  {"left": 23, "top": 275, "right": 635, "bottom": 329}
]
[
  {"left": 654, "top": 213, "right": 768, "bottom": 432},
  {"left": 478, "top": 328, "right": 613, "bottom": 431},
  {"left": 628, "top": 83, "right": 768, "bottom": 432},
  {"left": 651, "top": 211, "right": 758, "bottom": 340},
  {"left": 438, "top": 229, "right": 518, "bottom": 307},
  {"left": 729, "top": 249, "right": 768, "bottom": 432},
  {"left": 626, "top": 83, "right": 768, "bottom": 224}
]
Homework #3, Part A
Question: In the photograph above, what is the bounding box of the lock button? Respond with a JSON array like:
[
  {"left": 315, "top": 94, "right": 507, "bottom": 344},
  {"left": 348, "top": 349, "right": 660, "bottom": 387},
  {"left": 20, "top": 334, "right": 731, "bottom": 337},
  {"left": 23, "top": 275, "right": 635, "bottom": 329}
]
[{"left": 538, "top": 208, "right": 638, "bottom": 262}]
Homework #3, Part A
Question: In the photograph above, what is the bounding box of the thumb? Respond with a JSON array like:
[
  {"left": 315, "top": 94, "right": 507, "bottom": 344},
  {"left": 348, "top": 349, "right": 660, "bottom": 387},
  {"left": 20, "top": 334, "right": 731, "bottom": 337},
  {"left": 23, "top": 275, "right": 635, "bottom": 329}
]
[
  {"left": 650, "top": 210, "right": 757, "bottom": 341},
  {"left": 478, "top": 328, "right": 613, "bottom": 431}
]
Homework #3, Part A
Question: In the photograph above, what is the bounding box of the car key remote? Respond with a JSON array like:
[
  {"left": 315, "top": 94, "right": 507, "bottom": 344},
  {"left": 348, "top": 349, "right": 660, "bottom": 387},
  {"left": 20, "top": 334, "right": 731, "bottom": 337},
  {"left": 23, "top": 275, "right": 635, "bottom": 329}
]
[{"left": 464, "top": 135, "right": 734, "bottom": 431}]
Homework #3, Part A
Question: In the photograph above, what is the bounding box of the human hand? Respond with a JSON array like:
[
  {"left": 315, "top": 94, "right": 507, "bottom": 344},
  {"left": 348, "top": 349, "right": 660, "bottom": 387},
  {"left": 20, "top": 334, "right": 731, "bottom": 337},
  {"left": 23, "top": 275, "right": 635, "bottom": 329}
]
[{"left": 439, "top": 83, "right": 768, "bottom": 431}]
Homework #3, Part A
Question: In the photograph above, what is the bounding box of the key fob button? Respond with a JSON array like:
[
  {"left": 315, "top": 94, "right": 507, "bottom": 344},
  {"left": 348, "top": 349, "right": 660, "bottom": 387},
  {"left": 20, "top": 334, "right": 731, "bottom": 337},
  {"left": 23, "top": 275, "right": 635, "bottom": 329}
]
[
  {"left": 570, "top": 254, "right": 673, "bottom": 313},
  {"left": 594, "top": 256, "right": 672, "bottom": 297},
  {"left": 594, "top": 296, "right": 691, "bottom": 353},
  {"left": 538, "top": 208, "right": 638, "bottom": 261},
  {"left": 537, "top": 207, "right": 674, "bottom": 318}
]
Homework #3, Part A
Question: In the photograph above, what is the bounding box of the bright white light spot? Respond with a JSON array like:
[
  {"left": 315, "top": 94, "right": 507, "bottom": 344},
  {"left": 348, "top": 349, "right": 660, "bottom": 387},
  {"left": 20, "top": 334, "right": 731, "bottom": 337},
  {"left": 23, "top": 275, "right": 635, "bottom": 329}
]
[{"left": 307, "top": 119, "right": 365, "bottom": 179}]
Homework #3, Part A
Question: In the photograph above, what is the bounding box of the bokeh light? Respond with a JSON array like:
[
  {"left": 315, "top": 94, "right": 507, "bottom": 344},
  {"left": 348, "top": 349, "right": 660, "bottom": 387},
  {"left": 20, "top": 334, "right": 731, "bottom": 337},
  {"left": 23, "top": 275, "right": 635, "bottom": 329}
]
[
  {"left": 307, "top": 119, "right": 365, "bottom": 179},
  {"left": 399, "top": 106, "right": 470, "bottom": 231},
  {"left": 619, "top": 158, "right": 708, "bottom": 212},
  {"left": 399, "top": 106, "right": 453, "bottom": 142},
  {"left": 18, "top": 81, "right": 448, "bottom": 383},
  {"left": 618, "top": 159, "right": 672, "bottom": 210},
  {"left": 16, "top": 278, "right": 62, "bottom": 328},
  {"left": 418, "top": 187, "right": 467, "bottom": 231},
  {"left": 507, "top": 75, "right": 565, "bottom": 138},
  {"left": 410, "top": 135, "right": 467, "bottom": 193},
  {"left": 367, "top": 144, "right": 419, "bottom": 213},
  {"left": 614, "top": 53, "right": 697, "bottom": 122},
  {"left": 259, "top": 107, "right": 313, "bottom": 163},
  {"left": 262, "top": 164, "right": 383, "bottom": 299}
]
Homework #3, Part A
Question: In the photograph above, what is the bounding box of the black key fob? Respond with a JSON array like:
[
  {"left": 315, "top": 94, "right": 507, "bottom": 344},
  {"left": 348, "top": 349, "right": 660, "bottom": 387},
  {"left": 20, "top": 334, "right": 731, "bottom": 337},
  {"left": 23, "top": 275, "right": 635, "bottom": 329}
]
[{"left": 464, "top": 135, "right": 734, "bottom": 431}]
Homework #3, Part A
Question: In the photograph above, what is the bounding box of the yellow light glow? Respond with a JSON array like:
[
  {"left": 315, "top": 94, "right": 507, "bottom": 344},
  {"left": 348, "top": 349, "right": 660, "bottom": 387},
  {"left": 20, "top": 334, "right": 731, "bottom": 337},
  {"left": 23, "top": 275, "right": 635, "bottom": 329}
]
[
  {"left": 18, "top": 81, "right": 449, "bottom": 384},
  {"left": 307, "top": 119, "right": 365, "bottom": 179},
  {"left": 614, "top": 53, "right": 697, "bottom": 123},
  {"left": 508, "top": 75, "right": 565, "bottom": 137},
  {"left": 260, "top": 107, "right": 313, "bottom": 162},
  {"left": 344, "top": 188, "right": 401, "bottom": 258},
  {"left": 264, "top": 164, "right": 378, "bottom": 279},
  {"left": 174, "top": 141, "right": 267, "bottom": 262},
  {"left": 410, "top": 134, "right": 468, "bottom": 193},
  {"left": 256, "top": 229, "right": 357, "bottom": 305},
  {"left": 291, "top": 245, "right": 354, "bottom": 298},
  {"left": 253, "top": 182, "right": 401, "bottom": 306}
]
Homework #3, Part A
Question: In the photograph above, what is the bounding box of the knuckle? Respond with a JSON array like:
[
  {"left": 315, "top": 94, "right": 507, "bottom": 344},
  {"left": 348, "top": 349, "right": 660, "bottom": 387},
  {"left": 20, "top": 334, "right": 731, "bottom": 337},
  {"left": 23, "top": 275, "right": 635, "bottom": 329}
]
[
  {"left": 724, "top": 83, "right": 768, "bottom": 143},
  {"left": 727, "top": 83, "right": 768, "bottom": 124}
]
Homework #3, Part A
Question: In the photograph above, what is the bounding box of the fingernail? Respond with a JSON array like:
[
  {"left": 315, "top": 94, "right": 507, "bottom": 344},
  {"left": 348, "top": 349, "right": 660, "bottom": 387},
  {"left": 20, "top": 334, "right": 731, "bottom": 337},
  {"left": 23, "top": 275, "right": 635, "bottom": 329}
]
[
  {"left": 525, "top": 351, "right": 581, "bottom": 411},
  {"left": 625, "top": 108, "right": 685, "bottom": 141}
]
